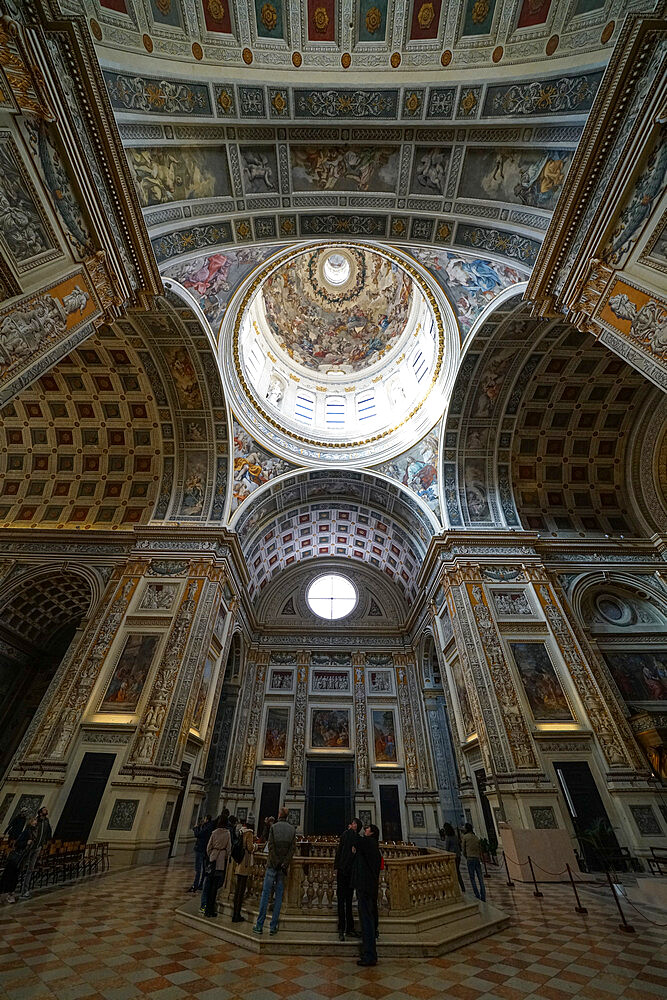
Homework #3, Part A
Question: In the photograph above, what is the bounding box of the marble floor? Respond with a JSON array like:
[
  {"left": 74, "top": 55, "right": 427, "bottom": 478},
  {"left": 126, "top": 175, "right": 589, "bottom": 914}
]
[{"left": 0, "top": 857, "right": 665, "bottom": 1000}]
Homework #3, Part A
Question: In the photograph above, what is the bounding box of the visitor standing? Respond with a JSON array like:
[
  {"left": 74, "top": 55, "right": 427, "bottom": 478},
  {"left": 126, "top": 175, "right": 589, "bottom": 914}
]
[
  {"left": 441, "top": 822, "right": 465, "bottom": 893},
  {"left": 334, "top": 818, "right": 362, "bottom": 940},
  {"left": 18, "top": 807, "right": 51, "bottom": 899},
  {"left": 1, "top": 817, "right": 37, "bottom": 904},
  {"left": 201, "top": 816, "right": 231, "bottom": 917},
  {"left": 461, "top": 822, "right": 486, "bottom": 902},
  {"left": 4, "top": 808, "right": 27, "bottom": 846},
  {"left": 253, "top": 806, "right": 296, "bottom": 935},
  {"left": 352, "top": 823, "right": 382, "bottom": 967},
  {"left": 189, "top": 813, "right": 215, "bottom": 893},
  {"left": 231, "top": 820, "right": 255, "bottom": 922}
]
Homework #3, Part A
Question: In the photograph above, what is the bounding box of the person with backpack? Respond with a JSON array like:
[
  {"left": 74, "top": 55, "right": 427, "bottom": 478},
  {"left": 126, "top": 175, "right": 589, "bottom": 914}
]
[
  {"left": 231, "top": 820, "right": 255, "bottom": 922},
  {"left": 189, "top": 813, "right": 215, "bottom": 893}
]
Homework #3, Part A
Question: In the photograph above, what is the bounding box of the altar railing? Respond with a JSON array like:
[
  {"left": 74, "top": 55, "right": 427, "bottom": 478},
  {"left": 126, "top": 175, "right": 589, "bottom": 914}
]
[{"left": 222, "top": 847, "right": 461, "bottom": 916}]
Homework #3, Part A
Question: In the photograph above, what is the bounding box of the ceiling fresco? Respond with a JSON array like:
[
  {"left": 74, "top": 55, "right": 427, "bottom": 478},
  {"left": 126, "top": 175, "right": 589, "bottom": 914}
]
[
  {"left": 66, "top": 0, "right": 628, "bottom": 74},
  {"left": 260, "top": 246, "right": 413, "bottom": 373}
]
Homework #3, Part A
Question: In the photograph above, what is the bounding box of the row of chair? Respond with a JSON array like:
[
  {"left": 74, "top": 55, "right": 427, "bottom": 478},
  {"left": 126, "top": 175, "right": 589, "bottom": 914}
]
[{"left": 0, "top": 838, "right": 109, "bottom": 888}]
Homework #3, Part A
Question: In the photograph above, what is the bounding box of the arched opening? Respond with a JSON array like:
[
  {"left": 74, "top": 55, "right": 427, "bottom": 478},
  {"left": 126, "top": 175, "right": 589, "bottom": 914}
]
[{"left": 0, "top": 570, "right": 93, "bottom": 774}]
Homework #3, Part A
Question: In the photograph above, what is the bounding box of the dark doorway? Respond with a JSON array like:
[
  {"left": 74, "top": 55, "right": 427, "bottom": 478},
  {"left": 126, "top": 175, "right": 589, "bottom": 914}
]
[
  {"left": 258, "top": 781, "right": 282, "bottom": 836},
  {"left": 168, "top": 760, "right": 190, "bottom": 856},
  {"left": 475, "top": 769, "right": 497, "bottom": 844},
  {"left": 306, "top": 761, "right": 354, "bottom": 835},
  {"left": 55, "top": 752, "right": 115, "bottom": 841},
  {"left": 379, "top": 784, "right": 403, "bottom": 841},
  {"left": 554, "top": 760, "right": 620, "bottom": 870}
]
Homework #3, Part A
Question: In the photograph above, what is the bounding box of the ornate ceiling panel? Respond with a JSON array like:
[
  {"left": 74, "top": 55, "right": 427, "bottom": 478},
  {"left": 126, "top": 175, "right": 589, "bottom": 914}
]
[
  {"left": 0, "top": 327, "right": 163, "bottom": 530},
  {"left": 442, "top": 295, "right": 665, "bottom": 535},
  {"left": 234, "top": 468, "right": 435, "bottom": 602},
  {"left": 64, "top": 0, "right": 629, "bottom": 74}
]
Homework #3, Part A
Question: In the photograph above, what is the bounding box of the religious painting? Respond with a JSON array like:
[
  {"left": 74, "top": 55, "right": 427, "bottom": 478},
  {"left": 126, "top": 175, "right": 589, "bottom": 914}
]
[
  {"left": 372, "top": 709, "right": 398, "bottom": 763},
  {"left": 262, "top": 246, "right": 412, "bottom": 374},
  {"left": 410, "top": 146, "right": 450, "bottom": 196},
  {"left": 378, "top": 429, "right": 439, "bottom": 514},
  {"left": 458, "top": 147, "right": 573, "bottom": 210},
  {"left": 291, "top": 146, "right": 400, "bottom": 193},
  {"left": 367, "top": 669, "right": 393, "bottom": 695},
  {"left": 263, "top": 707, "right": 290, "bottom": 759},
  {"left": 509, "top": 642, "right": 574, "bottom": 722},
  {"left": 311, "top": 669, "right": 350, "bottom": 693},
  {"left": 164, "top": 246, "right": 280, "bottom": 337},
  {"left": 161, "top": 347, "right": 202, "bottom": 409},
  {"left": 179, "top": 451, "right": 208, "bottom": 517},
  {"left": 464, "top": 459, "right": 491, "bottom": 521},
  {"left": 601, "top": 650, "right": 667, "bottom": 702},
  {"left": 100, "top": 634, "right": 160, "bottom": 713},
  {"left": 231, "top": 422, "right": 293, "bottom": 513},
  {"left": 191, "top": 655, "right": 214, "bottom": 732},
  {"left": 311, "top": 709, "right": 351, "bottom": 749},
  {"left": 269, "top": 668, "right": 294, "bottom": 691},
  {"left": 126, "top": 145, "right": 231, "bottom": 207},
  {"left": 240, "top": 145, "right": 279, "bottom": 194},
  {"left": 408, "top": 247, "right": 524, "bottom": 339}
]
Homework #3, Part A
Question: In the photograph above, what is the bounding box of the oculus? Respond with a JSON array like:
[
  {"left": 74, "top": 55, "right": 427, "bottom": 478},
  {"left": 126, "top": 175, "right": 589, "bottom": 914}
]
[{"left": 306, "top": 573, "right": 357, "bottom": 620}]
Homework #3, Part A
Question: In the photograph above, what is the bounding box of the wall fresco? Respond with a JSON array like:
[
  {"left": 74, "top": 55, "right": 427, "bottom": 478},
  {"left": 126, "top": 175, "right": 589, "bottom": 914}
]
[
  {"left": 0, "top": 137, "right": 53, "bottom": 264},
  {"left": 408, "top": 247, "right": 524, "bottom": 337},
  {"left": 601, "top": 279, "right": 667, "bottom": 359},
  {"left": 239, "top": 145, "right": 279, "bottom": 194},
  {"left": 410, "top": 146, "right": 451, "bottom": 196},
  {"left": 164, "top": 246, "right": 280, "bottom": 335},
  {"left": 179, "top": 451, "right": 208, "bottom": 517},
  {"left": 161, "top": 346, "right": 204, "bottom": 408},
  {"left": 291, "top": 145, "right": 400, "bottom": 193},
  {"left": 604, "top": 133, "right": 667, "bottom": 265},
  {"left": 126, "top": 145, "right": 231, "bottom": 207},
  {"left": 376, "top": 427, "right": 440, "bottom": 515},
  {"left": 459, "top": 147, "right": 572, "bottom": 210},
  {"left": 231, "top": 421, "right": 294, "bottom": 513}
]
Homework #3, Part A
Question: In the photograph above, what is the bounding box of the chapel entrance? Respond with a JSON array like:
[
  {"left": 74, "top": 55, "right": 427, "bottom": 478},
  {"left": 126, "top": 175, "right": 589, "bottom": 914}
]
[
  {"left": 305, "top": 760, "right": 354, "bottom": 835},
  {"left": 554, "top": 760, "right": 621, "bottom": 870}
]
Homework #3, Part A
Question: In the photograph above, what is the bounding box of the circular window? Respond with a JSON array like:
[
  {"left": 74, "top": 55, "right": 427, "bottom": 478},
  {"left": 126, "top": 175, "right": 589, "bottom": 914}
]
[
  {"left": 307, "top": 573, "right": 357, "bottom": 620},
  {"left": 323, "top": 252, "right": 351, "bottom": 286}
]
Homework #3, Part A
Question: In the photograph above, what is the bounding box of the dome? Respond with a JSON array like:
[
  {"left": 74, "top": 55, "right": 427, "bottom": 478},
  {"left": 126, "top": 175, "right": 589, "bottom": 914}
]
[
  {"left": 222, "top": 242, "right": 457, "bottom": 468},
  {"left": 260, "top": 246, "right": 414, "bottom": 376}
]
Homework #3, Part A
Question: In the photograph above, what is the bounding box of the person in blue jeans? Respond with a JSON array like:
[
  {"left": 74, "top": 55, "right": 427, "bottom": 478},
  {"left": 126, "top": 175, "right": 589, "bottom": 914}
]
[
  {"left": 461, "top": 823, "right": 486, "bottom": 902},
  {"left": 253, "top": 806, "right": 296, "bottom": 935}
]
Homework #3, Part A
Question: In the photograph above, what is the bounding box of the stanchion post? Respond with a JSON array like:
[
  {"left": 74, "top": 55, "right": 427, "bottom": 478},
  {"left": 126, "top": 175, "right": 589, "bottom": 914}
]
[
  {"left": 566, "top": 863, "right": 587, "bottom": 914},
  {"left": 605, "top": 869, "right": 635, "bottom": 934},
  {"left": 503, "top": 852, "right": 515, "bottom": 888},
  {"left": 528, "top": 856, "right": 543, "bottom": 898}
]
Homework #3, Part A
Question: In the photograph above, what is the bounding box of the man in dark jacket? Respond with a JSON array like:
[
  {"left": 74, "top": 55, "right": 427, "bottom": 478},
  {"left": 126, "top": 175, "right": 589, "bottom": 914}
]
[
  {"left": 18, "top": 807, "right": 52, "bottom": 899},
  {"left": 253, "top": 806, "right": 296, "bottom": 936},
  {"left": 4, "top": 809, "right": 27, "bottom": 845},
  {"left": 334, "top": 817, "right": 361, "bottom": 940},
  {"left": 352, "top": 823, "right": 382, "bottom": 966},
  {"left": 189, "top": 814, "right": 215, "bottom": 892}
]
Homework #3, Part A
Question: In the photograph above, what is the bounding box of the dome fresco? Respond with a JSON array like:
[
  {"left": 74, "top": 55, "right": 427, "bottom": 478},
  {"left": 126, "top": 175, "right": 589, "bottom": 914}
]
[{"left": 260, "top": 247, "right": 413, "bottom": 374}]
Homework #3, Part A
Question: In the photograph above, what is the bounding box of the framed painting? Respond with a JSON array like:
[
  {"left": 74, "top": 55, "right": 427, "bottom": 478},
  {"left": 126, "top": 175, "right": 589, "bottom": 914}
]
[
  {"left": 509, "top": 642, "right": 574, "bottom": 722},
  {"left": 367, "top": 669, "right": 393, "bottom": 695},
  {"left": 372, "top": 709, "right": 398, "bottom": 763},
  {"left": 601, "top": 650, "right": 667, "bottom": 702},
  {"left": 310, "top": 708, "right": 351, "bottom": 749},
  {"left": 269, "top": 668, "right": 294, "bottom": 692},
  {"left": 263, "top": 706, "right": 290, "bottom": 760},
  {"left": 191, "top": 654, "right": 214, "bottom": 733},
  {"left": 100, "top": 634, "right": 160, "bottom": 713},
  {"left": 358, "top": 808, "right": 372, "bottom": 828}
]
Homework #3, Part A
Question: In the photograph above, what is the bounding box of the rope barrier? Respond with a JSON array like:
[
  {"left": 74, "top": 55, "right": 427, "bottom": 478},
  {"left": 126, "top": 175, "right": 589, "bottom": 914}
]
[
  {"left": 620, "top": 895, "right": 667, "bottom": 928},
  {"left": 529, "top": 859, "right": 569, "bottom": 877}
]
